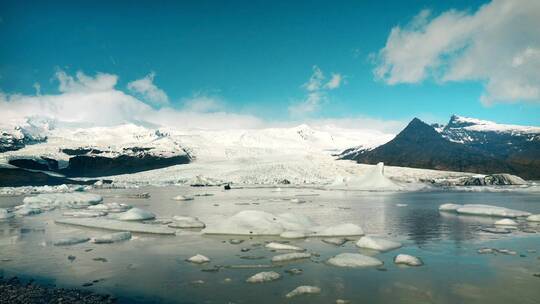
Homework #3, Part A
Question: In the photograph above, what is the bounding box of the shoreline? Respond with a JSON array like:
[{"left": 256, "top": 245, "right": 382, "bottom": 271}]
[{"left": 0, "top": 276, "right": 116, "bottom": 304}]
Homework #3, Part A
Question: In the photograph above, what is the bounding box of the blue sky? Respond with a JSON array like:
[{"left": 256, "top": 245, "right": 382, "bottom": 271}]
[{"left": 1, "top": 0, "right": 539, "bottom": 127}]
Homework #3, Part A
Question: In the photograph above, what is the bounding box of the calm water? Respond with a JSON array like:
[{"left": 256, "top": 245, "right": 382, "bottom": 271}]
[{"left": 1, "top": 186, "right": 540, "bottom": 303}]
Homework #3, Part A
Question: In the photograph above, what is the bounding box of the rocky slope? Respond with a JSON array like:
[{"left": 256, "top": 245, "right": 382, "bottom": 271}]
[{"left": 341, "top": 116, "right": 540, "bottom": 179}]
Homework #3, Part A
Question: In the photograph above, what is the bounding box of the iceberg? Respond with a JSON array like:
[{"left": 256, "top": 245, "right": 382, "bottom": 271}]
[
  {"left": 117, "top": 208, "right": 156, "bottom": 221},
  {"left": 202, "top": 210, "right": 286, "bottom": 235},
  {"left": 23, "top": 193, "right": 103, "bottom": 209},
  {"left": 326, "top": 253, "right": 383, "bottom": 268},
  {"left": 394, "top": 254, "right": 423, "bottom": 266},
  {"left": 172, "top": 195, "right": 194, "bottom": 201},
  {"left": 246, "top": 271, "right": 281, "bottom": 283},
  {"left": 187, "top": 254, "right": 210, "bottom": 264},
  {"left": 494, "top": 218, "right": 518, "bottom": 226},
  {"left": 14, "top": 206, "right": 42, "bottom": 216},
  {"left": 265, "top": 242, "right": 305, "bottom": 251},
  {"left": 53, "top": 236, "right": 90, "bottom": 246},
  {"left": 332, "top": 163, "right": 403, "bottom": 191},
  {"left": 271, "top": 252, "right": 311, "bottom": 263},
  {"left": 321, "top": 238, "right": 347, "bottom": 246},
  {"left": 0, "top": 208, "right": 15, "bottom": 219},
  {"left": 168, "top": 216, "right": 205, "bottom": 229},
  {"left": 91, "top": 231, "right": 132, "bottom": 244},
  {"left": 314, "top": 223, "right": 364, "bottom": 237},
  {"left": 356, "top": 236, "right": 402, "bottom": 251},
  {"left": 285, "top": 286, "right": 321, "bottom": 298},
  {"left": 55, "top": 218, "right": 176, "bottom": 235}
]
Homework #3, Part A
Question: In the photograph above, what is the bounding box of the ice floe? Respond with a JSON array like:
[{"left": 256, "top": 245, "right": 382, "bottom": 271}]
[
  {"left": 265, "top": 242, "right": 305, "bottom": 251},
  {"left": 439, "top": 203, "right": 530, "bottom": 218},
  {"left": 280, "top": 231, "right": 307, "bottom": 239},
  {"left": 168, "top": 216, "right": 205, "bottom": 229},
  {"left": 62, "top": 211, "right": 107, "bottom": 218},
  {"left": 22, "top": 193, "right": 103, "bottom": 209},
  {"left": 55, "top": 218, "right": 176, "bottom": 234},
  {"left": 356, "top": 236, "right": 402, "bottom": 251},
  {"left": 88, "top": 202, "right": 131, "bottom": 213},
  {"left": 271, "top": 252, "right": 311, "bottom": 263},
  {"left": 494, "top": 218, "right": 518, "bottom": 226},
  {"left": 246, "top": 271, "right": 281, "bottom": 283},
  {"left": 53, "top": 236, "right": 90, "bottom": 246},
  {"left": 187, "top": 254, "right": 210, "bottom": 264},
  {"left": 322, "top": 238, "right": 347, "bottom": 246},
  {"left": 172, "top": 195, "right": 194, "bottom": 201},
  {"left": 285, "top": 286, "right": 321, "bottom": 298},
  {"left": 0, "top": 208, "right": 14, "bottom": 219},
  {"left": 394, "top": 254, "right": 423, "bottom": 266},
  {"left": 117, "top": 208, "right": 156, "bottom": 221},
  {"left": 527, "top": 214, "right": 540, "bottom": 222},
  {"left": 314, "top": 223, "right": 364, "bottom": 237},
  {"left": 14, "top": 206, "right": 42, "bottom": 216},
  {"left": 91, "top": 231, "right": 132, "bottom": 244},
  {"left": 456, "top": 204, "right": 530, "bottom": 218},
  {"left": 326, "top": 253, "right": 383, "bottom": 268}
]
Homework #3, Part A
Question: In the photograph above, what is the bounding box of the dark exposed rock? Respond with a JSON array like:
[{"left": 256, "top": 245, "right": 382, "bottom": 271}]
[
  {"left": 0, "top": 168, "right": 96, "bottom": 187},
  {"left": 59, "top": 154, "right": 190, "bottom": 177},
  {"left": 62, "top": 148, "right": 104, "bottom": 156},
  {"left": 341, "top": 117, "right": 538, "bottom": 180}
]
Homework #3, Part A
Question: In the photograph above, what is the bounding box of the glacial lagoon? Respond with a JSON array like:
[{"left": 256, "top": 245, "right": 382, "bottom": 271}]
[{"left": 1, "top": 186, "right": 540, "bottom": 303}]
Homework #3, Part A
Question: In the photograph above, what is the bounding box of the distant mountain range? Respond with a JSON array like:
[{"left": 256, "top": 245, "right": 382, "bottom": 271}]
[{"left": 340, "top": 115, "right": 540, "bottom": 179}]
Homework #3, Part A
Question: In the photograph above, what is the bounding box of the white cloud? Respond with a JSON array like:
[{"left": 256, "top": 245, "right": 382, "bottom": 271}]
[
  {"left": 289, "top": 66, "right": 344, "bottom": 115},
  {"left": 0, "top": 70, "right": 400, "bottom": 133},
  {"left": 127, "top": 72, "right": 169, "bottom": 106},
  {"left": 374, "top": 0, "right": 540, "bottom": 105},
  {"left": 182, "top": 93, "right": 225, "bottom": 113}
]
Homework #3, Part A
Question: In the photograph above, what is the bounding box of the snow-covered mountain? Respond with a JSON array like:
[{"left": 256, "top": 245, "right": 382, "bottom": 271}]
[
  {"left": 0, "top": 119, "right": 395, "bottom": 185},
  {"left": 341, "top": 115, "right": 540, "bottom": 179}
]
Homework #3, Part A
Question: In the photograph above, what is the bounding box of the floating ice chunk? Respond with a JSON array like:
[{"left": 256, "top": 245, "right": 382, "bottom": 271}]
[
  {"left": 481, "top": 227, "right": 511, "bottom": 234},
  {"left": 322, "top": 238, "right": 347, "bottom": 246},
  {"left": 187, "top": 254, "right": 210, "bottom": 264},
  {"left": 169, "top": 216, "right": 205, "bottom": 229},
  {"left": 0, "top": 208, "right": 15, "bottom": 219},
  {"left": 55, "top": 218, "right": 176, "bottom": 235},
  {"left": 456, "top": 204, "right": 530, "bottom": 218},
  {"left": 334, "top": 162, "right": 402, "bottom": 191},
  {"left": 438, "top": 203, "right": 463, "bottom": 212},
  {"left": 494, "top": 218, "right": 518, "bottom": 226},
  {"left": 172, "top": 195, "right": 194, "bottom": 201},
  {"left": 15, "top": 206, "right": 42, "bottom": 216},
  {"left": 63, "top": 211, "right": 107, "bottom": 218},
  {"left": 314, "top": 223, "right": 364, "bottom": 237},
  {"left": 527, "top": 214, "right": 540, "bottom": 222},
  {"left": 280, "top": 231, "right": 307, "bottom": 239},
  {"left": 394, "top": 254, "right": 423, "bottom": 266},
  {"left": 23, "top": 193, "right": 103, "bottom": 209},
  {"left": 246, "top": 271, "right": 281, "bottom": 283},
  {"left": 289, "top": 198, "right": 305, "bottom": 204},
  {"left": 53, "top": 236, "right": 90, "bottom": 246},
  {"left": 271, "top": 252, "right": 311, "bottom": 263},
  {"left": 88, "top": 202, "right": 131, "bottom": 213},
  {"left": 336, "top": 300, "right": 351, "bottom": 304},
  {"left": 203, "top": 210, "right": 285, "bottom": 235},
  {"left": 117, "top": 208, "right": 155, "bottom": 221},
  {"left": 396, "top": 204, "right": 408, "bottom": 207},
  {"left": 277, "top": 213, "right": 315, "bottom": 232},
  {"left": 326, "top": 253, "right": 383, "bottom": 268},
  {"left": 91, "top": 231, "right": 132, "bottom": 244},
  {"left": 356, "top": 236, "right": 402, "bottom": 252},
  {"left": 285, "top": 286, "right": 321, "bottom": 298},
  {"left": 265, "top": 242, "right": 305, "bottom": 251}
]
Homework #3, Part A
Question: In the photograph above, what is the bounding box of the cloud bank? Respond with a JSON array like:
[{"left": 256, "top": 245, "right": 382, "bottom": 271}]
[
  {"left": 0, "top": 70, "right": 404, "bottom": 133},
  {"left": 374, "top": 0, "right": 540, "bottom": 105},
  {"left": 127, "top": 72, "right": 169, "bottom": 106}
]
